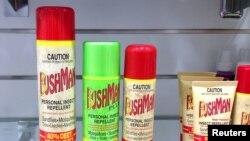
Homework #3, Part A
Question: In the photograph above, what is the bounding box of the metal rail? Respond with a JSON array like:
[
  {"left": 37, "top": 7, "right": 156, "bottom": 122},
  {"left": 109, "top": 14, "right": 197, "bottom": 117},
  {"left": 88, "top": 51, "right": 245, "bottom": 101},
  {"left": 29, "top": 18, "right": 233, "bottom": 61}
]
[
  {"left": 0, "top": 115, "right": 178, "bottom": 122},
  {"left": 0, "top": 75, "right": 177, "bottom": 80},
  {"left": 1, "top": 28, "right": 250, "bottom": 34}
]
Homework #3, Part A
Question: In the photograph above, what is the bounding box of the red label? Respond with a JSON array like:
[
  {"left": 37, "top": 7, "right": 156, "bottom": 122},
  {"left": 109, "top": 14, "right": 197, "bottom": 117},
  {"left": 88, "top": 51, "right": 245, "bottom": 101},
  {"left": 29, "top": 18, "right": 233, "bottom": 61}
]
[
  {"left": 87, "top": 83, "right": 119, "bottom": 110},
  {"left": 40, "top": 67, "right": 75, "bottom": 96},
  {"left": 183, "top": 125, "right": 193, "bottom": 134},
  {"left": 125, "top": 94, "right": 154, "bottom": 116},
  {"left": 199, "top": 98, "right": 231, "bottom": 118},
  {"left": 194, "top": 134, "right": 207, "bottom": 141},
  {"left": 40, "top": 129, "right": 76, "bottom": 141}
]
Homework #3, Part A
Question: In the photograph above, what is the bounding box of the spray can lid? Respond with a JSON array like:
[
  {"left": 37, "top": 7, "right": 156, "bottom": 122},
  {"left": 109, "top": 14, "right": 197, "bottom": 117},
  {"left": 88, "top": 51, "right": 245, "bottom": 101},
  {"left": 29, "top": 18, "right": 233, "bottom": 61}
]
[
  {"left": 36, "top": 6, "right": 75, "bottom": 40},
  {"left": 125, "top": 44, "right": 157, "bottom": 79},
  {"left": 83, "top": 42, "right": 120, "bottom": 77},
  {"left": 236, "top": 65, "right": 250, "bottom": 94}
]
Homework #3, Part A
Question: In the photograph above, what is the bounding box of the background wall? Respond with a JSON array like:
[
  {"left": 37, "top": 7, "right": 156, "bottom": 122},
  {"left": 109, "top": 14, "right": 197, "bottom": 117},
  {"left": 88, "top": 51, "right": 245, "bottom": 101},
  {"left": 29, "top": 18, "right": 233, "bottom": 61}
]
[
  {"left": 0, "top": 0, "right": 250, "bottom": 140},
  {"left": 1, "top": 0, "right": 250, "bottom": 117}
]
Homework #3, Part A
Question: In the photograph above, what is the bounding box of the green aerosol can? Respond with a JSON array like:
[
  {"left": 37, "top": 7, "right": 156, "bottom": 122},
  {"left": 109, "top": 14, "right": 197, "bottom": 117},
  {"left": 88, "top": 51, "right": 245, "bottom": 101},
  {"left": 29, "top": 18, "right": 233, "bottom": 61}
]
[{"left": 83, "top": 42, "right": 120, "bottom": 141}]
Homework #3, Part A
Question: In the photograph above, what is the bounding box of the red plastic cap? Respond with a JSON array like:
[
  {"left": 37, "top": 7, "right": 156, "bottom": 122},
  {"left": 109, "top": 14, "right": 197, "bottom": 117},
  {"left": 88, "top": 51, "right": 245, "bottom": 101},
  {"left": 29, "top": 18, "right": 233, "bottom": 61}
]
[
  {"left": 236, "top": 65, "right": 250, "bottom": 94},
  {"left": 36, "top": 6, "right": 75, "bottom": 40},
  {"left": 125, "top": 44, "right": 157, "bottom": 79}
]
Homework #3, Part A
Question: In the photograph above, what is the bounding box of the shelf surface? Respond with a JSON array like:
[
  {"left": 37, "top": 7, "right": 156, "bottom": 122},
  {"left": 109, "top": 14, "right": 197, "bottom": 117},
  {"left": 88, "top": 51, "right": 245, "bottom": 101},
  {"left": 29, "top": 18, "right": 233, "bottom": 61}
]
[
  {"left": 0, "top": 75, "right": 177, "bottom": 80},
  {"left": 1, "top": 28, "right": 250, "bottom": 34},
  {"left": 0, "top": 119, "right": 179, "bottom": 141}
]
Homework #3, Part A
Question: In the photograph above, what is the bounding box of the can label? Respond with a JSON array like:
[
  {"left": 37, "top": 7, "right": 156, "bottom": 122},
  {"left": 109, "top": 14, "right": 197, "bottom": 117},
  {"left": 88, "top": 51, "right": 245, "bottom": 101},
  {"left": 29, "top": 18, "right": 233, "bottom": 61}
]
[
  {"left": 37, "top": 41, "right": 76, "bottom": 141},
  {"left": 83, "top": 77, "right": 120, "bottom": 141},
  {"left": 122, "top": 78, "right": 156, "bottom": 141},
  {"left": 232, "top": 93, "right": 250, "bottom": 125}
]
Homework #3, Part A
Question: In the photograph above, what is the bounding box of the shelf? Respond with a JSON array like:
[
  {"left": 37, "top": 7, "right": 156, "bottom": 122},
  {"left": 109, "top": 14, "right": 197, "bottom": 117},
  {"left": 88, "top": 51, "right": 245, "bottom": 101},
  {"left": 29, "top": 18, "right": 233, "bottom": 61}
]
[
  {"left": 0, "top": 119, "right": 179, "bottom": 141},
  {"left": 1, "top": 28, "right": 250, "bottom": 34},
  {"left": 0, "top": 75, "right": 177, "bottom": 80},
  {"left": 0, "top": 115, "right": 178, "bottom": 122}
]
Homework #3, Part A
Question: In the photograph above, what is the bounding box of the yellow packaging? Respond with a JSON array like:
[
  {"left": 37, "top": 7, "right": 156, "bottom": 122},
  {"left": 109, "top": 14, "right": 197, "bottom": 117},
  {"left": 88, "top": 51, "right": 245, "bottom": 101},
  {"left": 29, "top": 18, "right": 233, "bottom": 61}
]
[
  {"left": 180, "top": 76, "right": 223, "bottom": 141},
  {"left": 177, "top": 72, "right": 215, "bottom": 141},
  {"left": 192, "top": 81, "right": 237, "bottom": 141}
]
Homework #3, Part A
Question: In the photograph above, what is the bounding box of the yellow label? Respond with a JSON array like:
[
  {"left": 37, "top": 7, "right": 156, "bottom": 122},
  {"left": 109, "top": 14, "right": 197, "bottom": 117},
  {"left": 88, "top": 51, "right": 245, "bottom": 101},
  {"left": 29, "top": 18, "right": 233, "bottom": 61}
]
[
  {"left": 37, "top": 40, "right": 75, "bottom": 47},
  {"left": 232, "top": 93, "right": 250, "bottom": 125},
  {"left": 122, "top": 78, "right": 156, "bottom": 141},
  {"left": 37, "top": 40, "right": 76, "bottom": 133}
]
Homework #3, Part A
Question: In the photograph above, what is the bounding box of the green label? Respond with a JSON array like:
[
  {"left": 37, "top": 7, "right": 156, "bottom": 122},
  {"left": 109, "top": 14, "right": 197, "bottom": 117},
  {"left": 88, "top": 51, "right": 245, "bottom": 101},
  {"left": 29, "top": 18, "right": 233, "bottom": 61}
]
[{"left": 83, "top": 77, "right": 119, "bottom": 141}]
